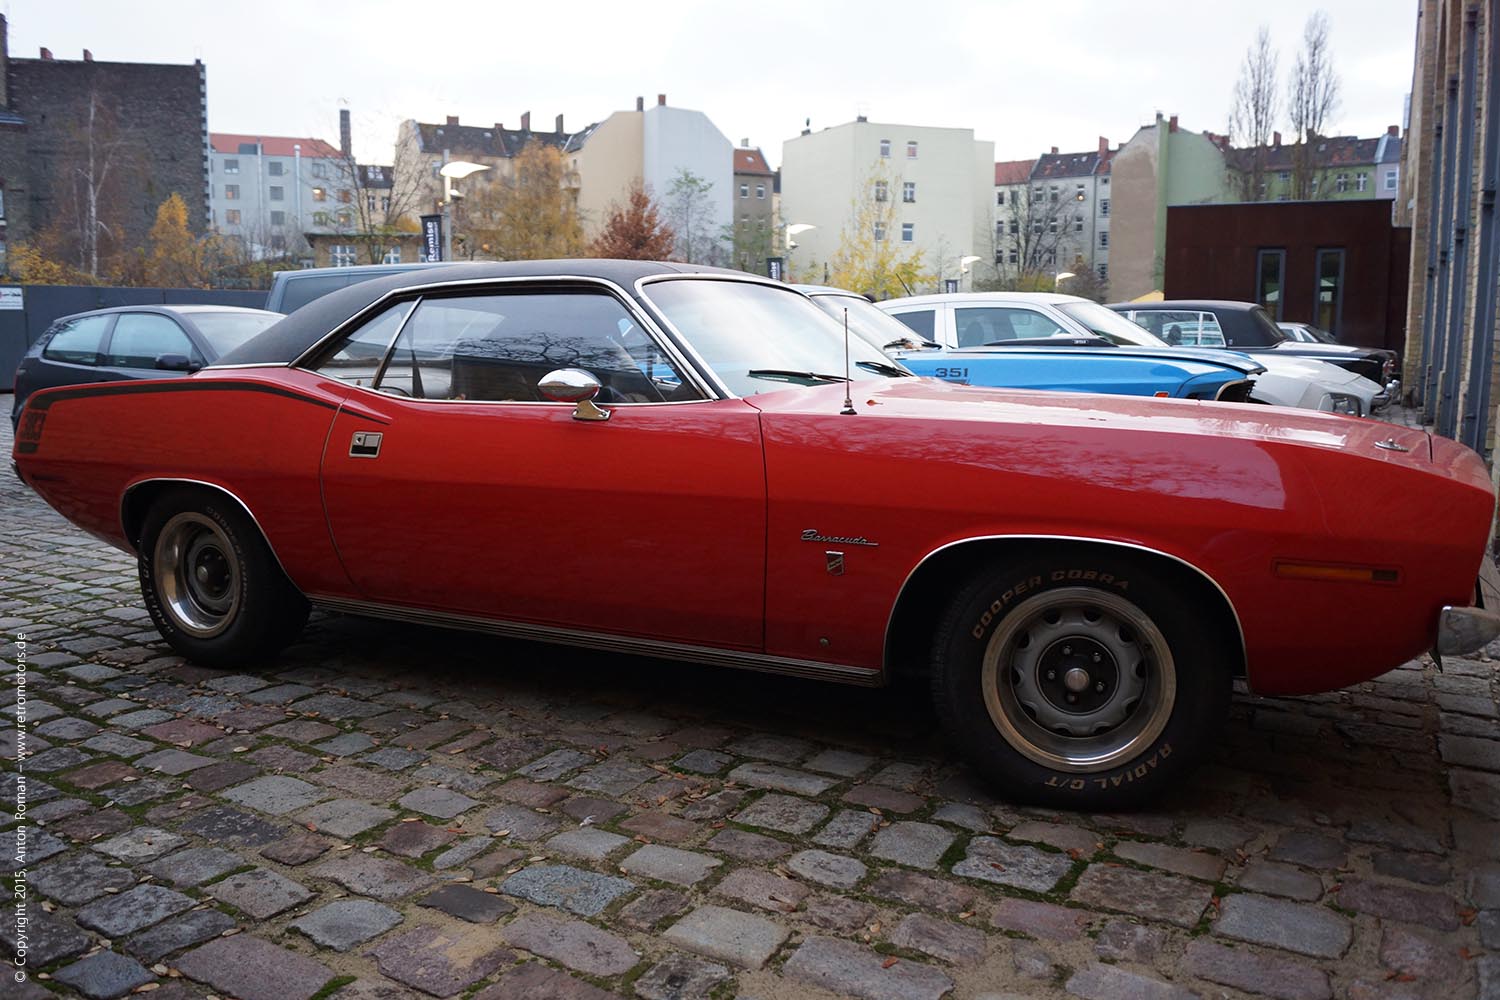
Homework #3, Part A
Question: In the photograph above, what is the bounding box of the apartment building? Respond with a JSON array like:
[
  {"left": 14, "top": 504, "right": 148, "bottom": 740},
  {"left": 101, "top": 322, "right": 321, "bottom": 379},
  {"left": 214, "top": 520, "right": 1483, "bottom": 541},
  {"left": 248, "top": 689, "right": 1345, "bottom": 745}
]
[
  {"left": 780, "top": 118, "right": 995, "bottom": 286},
  {"left": 209, "top": 132, "right": 344, "bottom": 256}
]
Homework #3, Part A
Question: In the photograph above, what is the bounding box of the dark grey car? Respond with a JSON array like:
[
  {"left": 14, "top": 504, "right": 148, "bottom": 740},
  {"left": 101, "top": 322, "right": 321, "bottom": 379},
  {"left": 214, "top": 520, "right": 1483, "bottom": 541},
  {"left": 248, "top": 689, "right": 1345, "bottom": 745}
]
[{"left": 11, "top": 305, "right": 282, "bottom": 428}]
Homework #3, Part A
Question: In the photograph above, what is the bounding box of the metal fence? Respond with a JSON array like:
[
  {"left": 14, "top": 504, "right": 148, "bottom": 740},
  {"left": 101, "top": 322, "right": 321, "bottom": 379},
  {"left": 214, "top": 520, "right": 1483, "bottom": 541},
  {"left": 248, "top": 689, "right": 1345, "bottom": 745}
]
[{"left": 0, "top": 285, "right": 268, "bottom": 392}]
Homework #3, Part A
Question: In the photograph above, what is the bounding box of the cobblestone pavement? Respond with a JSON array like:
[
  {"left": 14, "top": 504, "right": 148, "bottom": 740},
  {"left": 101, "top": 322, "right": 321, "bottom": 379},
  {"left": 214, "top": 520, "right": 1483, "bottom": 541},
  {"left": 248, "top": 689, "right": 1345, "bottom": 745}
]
[{"left": 3, "top": 415, "right": 1499, "bottom": 1000}]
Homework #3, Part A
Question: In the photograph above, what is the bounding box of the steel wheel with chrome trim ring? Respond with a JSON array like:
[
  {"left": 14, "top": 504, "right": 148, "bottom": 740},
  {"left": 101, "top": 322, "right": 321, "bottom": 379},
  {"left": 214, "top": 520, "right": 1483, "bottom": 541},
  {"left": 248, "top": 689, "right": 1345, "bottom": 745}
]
[
  {"left": 930, "top": 550, "right": 1231, "bottom": 809},
  {"left": 137, "top": 486, "right": 309, "bottom": 669}
]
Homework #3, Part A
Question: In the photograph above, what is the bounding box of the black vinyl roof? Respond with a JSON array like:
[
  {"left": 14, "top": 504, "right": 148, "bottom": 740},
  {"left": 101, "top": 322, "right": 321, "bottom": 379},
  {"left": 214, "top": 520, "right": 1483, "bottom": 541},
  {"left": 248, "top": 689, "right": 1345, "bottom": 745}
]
[
  {"left": 216, "top": 259, "right": 743, "bottom": 366},
  {"left": 1106, "top": 300, "right": 1262, "bottom": 313}
]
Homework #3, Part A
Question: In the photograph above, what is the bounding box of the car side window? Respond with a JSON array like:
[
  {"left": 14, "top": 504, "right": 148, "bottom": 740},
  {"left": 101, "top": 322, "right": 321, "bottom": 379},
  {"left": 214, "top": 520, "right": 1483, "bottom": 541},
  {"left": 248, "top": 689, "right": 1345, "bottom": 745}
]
[
  {"left": 369, "top": 291, "right": 694, "bottom": 403},
  {"left": 891, "top": 310, "right": 936, "bottom": 340},
  {"left": 1196, "top": 313, "right": 1227, "bottom": 347},
  {"left": 106, "top": 314, "right": 199, "bottom": 368},
  {"left": 314, "top": 301, "right": 414, "bottom": 386},
  {"left": 41, "top": 315, "right": 112, "bottom": 365},
  {"left": 954, "top": 307, "right": 1069, "bottom": 346},
  {"left": 1149, "top": 310, "right": 1203, "bottom": 345}
]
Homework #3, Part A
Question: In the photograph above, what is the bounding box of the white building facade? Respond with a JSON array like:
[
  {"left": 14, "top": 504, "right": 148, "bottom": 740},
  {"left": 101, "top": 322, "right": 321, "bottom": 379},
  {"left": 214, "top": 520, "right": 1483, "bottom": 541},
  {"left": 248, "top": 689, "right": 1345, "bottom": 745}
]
[
  {"left": 780, "top": 118, "right": 996, "bottom": 287},
  {"left": 209, "top": 133, "right": 347, "bottom": 257}
]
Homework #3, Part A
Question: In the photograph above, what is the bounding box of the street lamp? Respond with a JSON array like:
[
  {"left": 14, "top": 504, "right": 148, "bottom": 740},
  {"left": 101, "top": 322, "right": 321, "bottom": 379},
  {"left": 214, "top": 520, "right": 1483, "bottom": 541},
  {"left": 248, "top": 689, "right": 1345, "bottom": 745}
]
[
  {"left": 959, "top": 254, "right": 980, "bottom": 291},
  {"left": 439, "top": 159, "right": 490, "bottom": 261},
  {"left": 783, "top": 223, "right": 815, "bottom": 281},
  {"left": 1055, "top": 270, "right": 1077, "bottom": 290}
]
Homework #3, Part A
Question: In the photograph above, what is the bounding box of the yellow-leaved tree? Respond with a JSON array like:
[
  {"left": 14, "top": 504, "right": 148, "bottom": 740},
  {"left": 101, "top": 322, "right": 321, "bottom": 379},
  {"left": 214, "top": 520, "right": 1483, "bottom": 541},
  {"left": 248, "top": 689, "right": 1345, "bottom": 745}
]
[
  {"left": 822, "top": 164, "right": 932, "bottom": 299},
  {"left": 146, "top": 194, "right": 204, "bottom": 287},
  {"left": 466, "top": 142, "right": 584, "bottom": 260}
]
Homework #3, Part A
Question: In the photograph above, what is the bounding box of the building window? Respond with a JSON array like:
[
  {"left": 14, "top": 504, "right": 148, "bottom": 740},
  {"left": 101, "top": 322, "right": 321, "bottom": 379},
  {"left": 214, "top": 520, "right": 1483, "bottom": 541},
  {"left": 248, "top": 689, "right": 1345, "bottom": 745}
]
[
  {"left": 1074, "top": 214, "right": 1083, "bottom": 233},
  {"left": 1099, "top": 198, "right": 1110, "bottom": 216},
  {"left": 381, "top": 196, "right": 391, "bottom": 212},
  {"left": 879, "top": 138, "right": 891, "bottom": 158},
  {"left": 756, "top": 184, "right": 765, "bottom": 199},
  {"left": 1033, "top": 185, "right": 1044, "bottom": 200},
  {"left": 1045, "top": 250, "right": 1056, "bottom": 267},
  {"left": 223, "top": 184, "right": 239, "bottom": 200},
  {"left": 996, "top": 190, "right": 1005, "bottom": 206},
  {"left": 1050, "top": 186, "right": 1060, "bottom": 203},
  {"left": 330, "top": 244, "right": 357, "bottom": 267},
  {"left": 366, "top": 195, "right": 376, "bottom": 212},
  {"left": 1048, "top": 218, "right": 1058, "bottom": 234},
  {"left": 1315, "top": 248, "right": 1345, "bottom": 335},
  {"left": 270, "top": 234, "right": 286, "bottom": 252},
  {"left": 336, "top": 211, "right": 352, "bottom": 226},
  {"left": 1335, "top": 173, "right": 1349, "bottom": 193},
  {"left": 1278, "top": 171, "right": 1290, "bottom": 182},
  {"left": 313, "top": 211, "right": 329, "bottom": 226},
  {"left": 225, "top": 209, "right": 241, "bottom": 225},
  {"left": 1385, "top": 170, "right": 1398, "bottom": 190},
  {"left": 740, "top": 183, "right": 749, "bottom": 198},
  {"left": 901, "top": 182, "right": 915, "bottom": 203},
  {"left": 1032, "top": 220, "right": 1043, "bottom": 235},
  {"left": 874, "top": 221, "right": 886, "bottom": 241},
  {"left": 906, "top": 141, "right": 918, "bottom": 159},
  {"left": 312, "top": 187, "right": 327, "bottom": 202},
  {"left": 1257, "top": 248, "right": 1286, "bottom": 320},
  {"left": 367, "top": 166, "right": 385, "bottom": 181},
  {"left": 1311, "top": 177, "right": 1320, "bottom": 192},
  {"left": 1097, "top": 263, "right": 1108, "bottom": 281},
  {"left": 874, "top": 181, "right": 888, "bottom": 202},
  {"left": 1008, "top": 248, "right": 1018, "bottom": 265},
  {"left": 339, "top": 189, "right": 352, "bottom": 204},
  {"left": 270, "top": 210, "right": 285, "bottom": 226},
  {"left": 430, "top": 162, "right": 442, "bottom": 178},
  {"left": 268, "top": 161, "right": 285, "bottom": 177},
  {"left": 1076, "top": 183, "right": 1086, "bottom": 199},
  {"left": 901, "top": 222, "right": 914, "bottom": 242},
  {"left": 223, "top": 158, "right": 239, "bottom": 174},
  {"left": 1099, "top": 230, "right": 1109, "bottom": 248},
  {"left": 312, "top": 161, "right": 328, "bottom": 178},
  {"left": 383, "top": 247, "right": 402, "bottom": 264},
  {"left": 1356, "top": 172, "right": 1368, "bottom": 192},
  {"left": 269, "top": 186, "right": 284, "bottom": 201}
]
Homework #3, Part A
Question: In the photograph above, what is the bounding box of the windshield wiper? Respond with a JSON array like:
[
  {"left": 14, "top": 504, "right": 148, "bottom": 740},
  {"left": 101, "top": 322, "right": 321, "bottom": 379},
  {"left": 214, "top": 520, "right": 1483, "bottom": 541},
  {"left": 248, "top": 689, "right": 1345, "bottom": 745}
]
[
  {"left": 855, "top": 359, "right": 912, "bottom": 377},
  {"left": 746, "top": 369, "right": 849, "bottom": 384}
]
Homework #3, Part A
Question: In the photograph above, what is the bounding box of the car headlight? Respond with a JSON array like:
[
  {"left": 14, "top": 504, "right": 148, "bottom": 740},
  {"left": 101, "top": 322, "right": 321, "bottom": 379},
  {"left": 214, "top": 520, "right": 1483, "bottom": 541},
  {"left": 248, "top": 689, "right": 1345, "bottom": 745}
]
[{"left": 1321, "top": 392, "right": 1362, "bottom": 416}]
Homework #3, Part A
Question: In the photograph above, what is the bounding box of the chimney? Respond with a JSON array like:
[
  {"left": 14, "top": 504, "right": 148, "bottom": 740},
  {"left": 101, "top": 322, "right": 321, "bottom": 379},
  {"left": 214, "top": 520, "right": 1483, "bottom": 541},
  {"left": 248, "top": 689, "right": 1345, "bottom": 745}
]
[
  {"left": 340, "top": 109, "right": 351, "bottom": 157},
  {"left": 521, "top": 111, "right": 530, "bottom": 131},
  {"left": 82, "top": 48, "right": 92, "bottom": 61},
  {"left": 657, "top": 93, "right": 667, "bottom": 107},
  {"left": 1050, "top": 146, "right": 1059, "bottom": 155},
  {"left": 740, "top": 137, "right": 749, "bottom": 147},
  {"left": 0, "top": 16, "right": 8, "bottom": 109},
  {"left": 494, "top": 122, "right": 504, "bottom": 132},
  {"left": 1273, "top": 130, "right": 1282, "bottom": 147},
  {"left": 446, "top": 115, "right": 459, "bottom": 126},
  {"left": 1098, "top": 136, "right": 1109, "bottom": 156},
  {"left": 39, "top": 46, "right": 52, "bottom": 60},
  {"left": 1388, "top": 124, "right": 1399, "bottom": 136},
  {"left": 555, "top": 113, "right": 564, "bottom": 135},
  {"left": 635, "top": 96, "right": 644, "bottom": 112},
  {"left": 1168, "top": 114, "right": 1179, "bottom": 132}
]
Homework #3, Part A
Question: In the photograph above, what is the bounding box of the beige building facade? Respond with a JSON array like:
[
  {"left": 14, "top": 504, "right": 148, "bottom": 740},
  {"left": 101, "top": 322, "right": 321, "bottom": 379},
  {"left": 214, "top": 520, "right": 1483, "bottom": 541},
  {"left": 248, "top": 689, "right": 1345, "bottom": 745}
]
[
  {"left": 1400, "top": 0, "right": 1499, "bottom": 458},
  {"left": 780, "top": 119, "right": 996, "bottom": 288}
]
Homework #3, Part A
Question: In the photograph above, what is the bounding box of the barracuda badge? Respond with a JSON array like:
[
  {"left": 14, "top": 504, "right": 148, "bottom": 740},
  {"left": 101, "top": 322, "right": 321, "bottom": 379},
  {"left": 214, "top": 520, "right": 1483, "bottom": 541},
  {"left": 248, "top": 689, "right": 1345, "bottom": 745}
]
[
  {"left": 802, "top": 529, "right": 878, "bottom": 547},
  {"left": 826, "top": 551, "right": 846, "bottom": 576}
]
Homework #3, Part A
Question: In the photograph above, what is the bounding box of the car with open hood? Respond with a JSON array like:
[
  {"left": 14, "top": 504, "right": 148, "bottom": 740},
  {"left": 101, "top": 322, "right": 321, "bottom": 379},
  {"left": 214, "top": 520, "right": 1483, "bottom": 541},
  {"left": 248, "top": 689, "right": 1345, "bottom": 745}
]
[{"left": 14, "top": 261, "right": 1498, "bottom": 809}]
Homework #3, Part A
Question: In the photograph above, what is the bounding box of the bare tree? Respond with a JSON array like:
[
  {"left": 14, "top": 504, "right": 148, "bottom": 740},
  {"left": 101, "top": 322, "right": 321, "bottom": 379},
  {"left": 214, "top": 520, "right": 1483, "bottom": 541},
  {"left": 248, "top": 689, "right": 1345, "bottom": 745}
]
[
  {"left": 991, "top": 181, "right": 1079, "bottom": 283},
  {"left": 48, "top": 90, "right": 142, "bottom": 277},
  {"left": 1287, "top": 11, "right": 1341, "bottom": 200},
  {"left": 1230, "top": 25, "right": 1280, "bottom": 201},
  {"left": 329, "top": 140, "right": 427, "bottom": 264}
]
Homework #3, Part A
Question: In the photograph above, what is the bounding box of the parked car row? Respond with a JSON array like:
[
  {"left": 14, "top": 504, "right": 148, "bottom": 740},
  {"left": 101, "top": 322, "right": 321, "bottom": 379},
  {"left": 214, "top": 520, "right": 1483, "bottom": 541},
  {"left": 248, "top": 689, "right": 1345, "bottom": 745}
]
[{"left": 12, "top": 260, "right": 1500, "bottom": 811}]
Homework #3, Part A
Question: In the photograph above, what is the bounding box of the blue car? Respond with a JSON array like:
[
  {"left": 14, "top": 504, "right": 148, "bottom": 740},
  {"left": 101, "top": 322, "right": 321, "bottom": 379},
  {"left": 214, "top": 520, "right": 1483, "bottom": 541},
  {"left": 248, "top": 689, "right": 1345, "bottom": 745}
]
[{"left": 799, "top": 286, "right": 1262, "bottom": 403}]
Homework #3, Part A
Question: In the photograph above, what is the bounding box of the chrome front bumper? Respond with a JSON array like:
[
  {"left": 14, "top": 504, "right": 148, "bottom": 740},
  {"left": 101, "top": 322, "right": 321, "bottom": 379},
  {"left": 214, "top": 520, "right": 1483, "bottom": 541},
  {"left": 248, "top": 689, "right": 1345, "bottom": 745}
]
[{"left": 1436, "top": 553, "right": 1500, "bottom": 656}]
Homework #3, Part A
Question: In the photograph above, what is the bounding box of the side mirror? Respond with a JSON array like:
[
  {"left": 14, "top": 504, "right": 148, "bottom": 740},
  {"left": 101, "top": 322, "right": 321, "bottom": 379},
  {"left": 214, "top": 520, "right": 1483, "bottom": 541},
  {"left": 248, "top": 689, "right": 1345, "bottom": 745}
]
[
  {"left": 155, "top": 353, "right": 199, "bottom": 372},
  {"left": 539, "top": 368, "right": 610, "bottom": 422}
]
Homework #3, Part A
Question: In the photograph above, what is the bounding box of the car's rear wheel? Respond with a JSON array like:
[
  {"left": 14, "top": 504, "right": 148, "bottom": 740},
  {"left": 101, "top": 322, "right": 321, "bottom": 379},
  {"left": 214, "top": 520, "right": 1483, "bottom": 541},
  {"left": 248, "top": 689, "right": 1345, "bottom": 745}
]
[
  {"left": 138, "top": 488, "right": 308, "bottom": 669},
  {"left": 930, "top": 553, "right": 1231, "bottom": 809}
]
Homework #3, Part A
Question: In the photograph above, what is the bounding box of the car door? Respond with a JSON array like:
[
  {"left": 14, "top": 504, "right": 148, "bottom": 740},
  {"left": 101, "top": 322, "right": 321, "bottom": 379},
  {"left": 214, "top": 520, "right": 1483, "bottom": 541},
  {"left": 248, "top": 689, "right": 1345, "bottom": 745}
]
[
  {"left": 316, "top": 286, "right": 768, "bottom": 651},
  {"left": 99, "top": 311, "right": 204, "bottom": 381}
]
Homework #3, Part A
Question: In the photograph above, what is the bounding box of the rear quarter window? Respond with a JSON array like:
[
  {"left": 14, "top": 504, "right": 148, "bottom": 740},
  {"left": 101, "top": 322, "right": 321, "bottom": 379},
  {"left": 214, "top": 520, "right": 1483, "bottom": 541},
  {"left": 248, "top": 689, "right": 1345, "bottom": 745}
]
[
  {"left": 892, "top": 310, "right": 936, "bottom": 340},
  {"left": 41, "top": 315, "right": 112, "bottom": 365}
]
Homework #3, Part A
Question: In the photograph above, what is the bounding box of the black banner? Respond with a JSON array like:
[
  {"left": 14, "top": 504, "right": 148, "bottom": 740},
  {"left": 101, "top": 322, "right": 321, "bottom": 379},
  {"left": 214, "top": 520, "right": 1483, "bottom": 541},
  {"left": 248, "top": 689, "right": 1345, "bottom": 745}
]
[
  {"left": 766, "top": 257, "right": 785, "bottom": 282},
  {"left": 943, "top": 278, "right": 959, "bottom": 294},
  {"left": 421, "top": 214, "right": 443, "bottom": 262}
]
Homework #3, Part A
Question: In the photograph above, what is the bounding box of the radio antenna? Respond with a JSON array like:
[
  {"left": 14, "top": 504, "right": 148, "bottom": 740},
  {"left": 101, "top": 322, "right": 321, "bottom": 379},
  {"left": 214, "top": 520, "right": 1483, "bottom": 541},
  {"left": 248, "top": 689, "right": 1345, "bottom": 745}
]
[{"left": 840, "top": 308, "right": 856, "bottom": 415}]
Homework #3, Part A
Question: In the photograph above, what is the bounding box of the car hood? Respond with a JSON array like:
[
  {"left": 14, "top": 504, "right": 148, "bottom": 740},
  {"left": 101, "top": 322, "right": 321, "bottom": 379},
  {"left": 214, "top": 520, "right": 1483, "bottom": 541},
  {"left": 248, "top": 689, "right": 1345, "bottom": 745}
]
[
  {"left": 1251, "top": 354, "right": 1369, "bottom": 389},
  {"left": 891, "top": 345, "right": 1266, "bottom": 376},
  {"left": 1269, "top": 341, "right": 1393, "bottom": 361},
  {"left": 748, "top": 378, "right": 1432, "bottom": 462}
]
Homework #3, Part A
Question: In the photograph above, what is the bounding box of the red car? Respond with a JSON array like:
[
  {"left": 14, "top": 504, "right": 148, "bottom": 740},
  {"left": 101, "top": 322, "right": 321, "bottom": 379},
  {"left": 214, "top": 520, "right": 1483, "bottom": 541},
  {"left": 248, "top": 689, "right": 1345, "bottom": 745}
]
[{"left": 14, "top": 261, "right": 1500, "bottom": 808}]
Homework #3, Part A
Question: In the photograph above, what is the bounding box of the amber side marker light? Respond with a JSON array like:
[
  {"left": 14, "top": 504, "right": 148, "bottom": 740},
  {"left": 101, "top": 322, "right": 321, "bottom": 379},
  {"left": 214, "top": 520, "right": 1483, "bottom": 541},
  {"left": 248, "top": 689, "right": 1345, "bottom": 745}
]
[{"left": 1274, "top": 561, "right": 1401, "bottom": 584}]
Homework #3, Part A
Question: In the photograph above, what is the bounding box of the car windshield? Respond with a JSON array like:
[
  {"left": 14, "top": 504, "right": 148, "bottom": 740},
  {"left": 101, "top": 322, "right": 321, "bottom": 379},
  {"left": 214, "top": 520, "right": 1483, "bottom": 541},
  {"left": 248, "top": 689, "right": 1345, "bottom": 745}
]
[
  {"left": 189, "top": 311, "right": 282, "bottom": 356},
  {"left": 643, "top": 279, "right": 909, "bottom": 396},
  {"left": 1057, "top": 302, "right": 1168, "bottom": 347},
  {"left": 1299, "top": 323, "right": 1337, "bottom": 344},
  {"left": 809, "top": 293, "right": 927, "bottom": 352}
]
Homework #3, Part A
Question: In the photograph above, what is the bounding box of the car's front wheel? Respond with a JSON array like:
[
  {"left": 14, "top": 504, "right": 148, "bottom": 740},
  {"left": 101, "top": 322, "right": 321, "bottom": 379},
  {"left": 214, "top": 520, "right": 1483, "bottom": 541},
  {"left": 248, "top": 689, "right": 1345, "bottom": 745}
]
[
  {"left": 930, "top": 553, "right": 1231, "bottom": 809},
  {"left": 138, "top": 489, "right": 308, "bottom": 669}
]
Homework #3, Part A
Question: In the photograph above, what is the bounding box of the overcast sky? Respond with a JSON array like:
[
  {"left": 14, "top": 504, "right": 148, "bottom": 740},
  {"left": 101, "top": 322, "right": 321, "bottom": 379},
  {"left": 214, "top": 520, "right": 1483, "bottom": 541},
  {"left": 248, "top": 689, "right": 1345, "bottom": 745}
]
[{"left": 9, "top": 0, "right": 1417, "bottom": 169}]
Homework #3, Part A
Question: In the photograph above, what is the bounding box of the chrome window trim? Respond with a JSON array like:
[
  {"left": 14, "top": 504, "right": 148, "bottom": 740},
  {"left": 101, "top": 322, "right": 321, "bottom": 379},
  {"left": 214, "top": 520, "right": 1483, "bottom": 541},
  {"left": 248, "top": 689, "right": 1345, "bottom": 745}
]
[
  {"left": 119, "top": 478, "right": 295, "bottom": 586},
  {"left": 308, "top": 593, "right": 884, "bottom": 688},
  {"left": 290, "top": 274, "right": 718, "bottom": 404},
  {"left": 883, "top": 534, "right": 1248, "bottom": 678},
  {"left": 203, "top": 362, "right": 290, "bottom": 370}
]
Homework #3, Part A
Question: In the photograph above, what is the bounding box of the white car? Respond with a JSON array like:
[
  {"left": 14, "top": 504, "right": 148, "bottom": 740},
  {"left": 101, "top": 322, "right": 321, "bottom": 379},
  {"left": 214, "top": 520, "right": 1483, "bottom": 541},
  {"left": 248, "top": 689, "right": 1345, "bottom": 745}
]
[{"left": 878, "top": 292, "right": 1387, "bottom": 416}]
